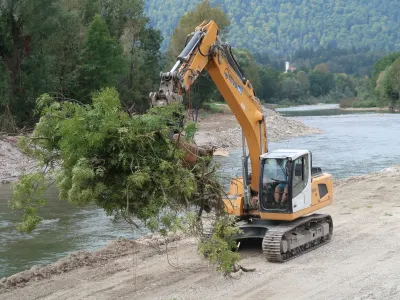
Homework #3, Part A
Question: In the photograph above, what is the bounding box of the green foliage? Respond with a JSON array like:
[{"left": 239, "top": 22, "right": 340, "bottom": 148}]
[
  {"left": 77, "top": 15, "right": 126, "bottom": 102},
  {"left": 10, "top": 173, "right": 47, "bottom": 233},
  {"left": 0, "top": 0, "right": 61, "bottom": 129},
  {"left": 164, "top": 0, "right": 230, "bottom": 67},
  {"left": 280, "top": 78, "right": 303, "bottom": 101},
  {"left": 11, "top": 88, "right": 210, "bottom": 231},
  {"left": 232, "top": 49, "right": 261, "bottom": 91},
  {"left": 375, "top": 57, "right": 400, "bottom": 109},
  {"left": 314, "top": 63, "right": 330, "bottom": 73},
  {"left": 163, "top": 0, "right": 230, "bottom": 109},
  {"left": 258, "top": 66, "right": 280, "bottom": 102},
  {"left": 10, "top": 87, "right": 246, "bottom": 274},
  {"left": 203, "top": 102, "right": 224, "bottom": 114},
  {"left": 292, "top": 47, "right": 384, "bottom": 75},
  {"left": 308, "top": 70, "right": 335, "bottom": 97},
  {"left": 183, "top": 122, "right": 197, "bottom": 141},
  {"left": 376, "top": 67, "right": 393, "bottom": 107},
  {"left": 145, "top": 0, "right": 400, "bottom": 55},
  {"left": 373, "top": 53, "right": 400, "bottom": 81},
  {"left": 198, "top": 216, "right": 241, "bottom": 275},
  {"left": 389, "top": 58, "right": 400, "bottom": 98},
  {"left": 0, "top": 0, "right": 162, "bottom": 131},
  {"left": 12, "top": 87, "right": 242, "bottom": 274}
]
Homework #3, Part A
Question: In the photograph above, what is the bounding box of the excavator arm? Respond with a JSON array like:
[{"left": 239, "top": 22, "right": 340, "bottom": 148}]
[{"left": 150, "top": 20, "right": 267, "bottom": 192}]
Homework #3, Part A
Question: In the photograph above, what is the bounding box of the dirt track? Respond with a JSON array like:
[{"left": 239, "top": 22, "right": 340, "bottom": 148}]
[{"left": 2, "top": 167, "right": 400, "bottom": 300}]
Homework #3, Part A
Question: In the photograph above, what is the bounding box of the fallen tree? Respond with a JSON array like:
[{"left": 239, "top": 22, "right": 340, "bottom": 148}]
[{"left": 10, "top": 87, "right": 247, "bottom": 275}]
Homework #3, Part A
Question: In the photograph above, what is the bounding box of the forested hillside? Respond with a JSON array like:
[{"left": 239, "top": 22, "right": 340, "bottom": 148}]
[
  {"left": 145, "top": 0, "right": 400, "bottom": 54},
  {"left": 0, "top": 0, "right": 161, "bottom": 131}
]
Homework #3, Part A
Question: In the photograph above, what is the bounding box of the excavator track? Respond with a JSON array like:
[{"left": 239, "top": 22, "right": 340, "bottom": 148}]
[{"left": 262, "top": 214, "right": 333, "bottom": 263}]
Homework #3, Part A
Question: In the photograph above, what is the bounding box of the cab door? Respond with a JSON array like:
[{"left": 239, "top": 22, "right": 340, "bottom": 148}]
[{"left": 291, "top": 154, "right": 311, "bottom": 212}]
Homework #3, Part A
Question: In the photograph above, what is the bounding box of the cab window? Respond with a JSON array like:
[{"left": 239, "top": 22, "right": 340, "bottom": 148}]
[{"left": 292, "top": 155, "right": 309, "bottom": 198}]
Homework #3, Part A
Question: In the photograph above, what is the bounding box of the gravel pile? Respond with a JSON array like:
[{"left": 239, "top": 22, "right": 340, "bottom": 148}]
[{"left": 195, "top": 106, "right": 321, "bottom": 149}]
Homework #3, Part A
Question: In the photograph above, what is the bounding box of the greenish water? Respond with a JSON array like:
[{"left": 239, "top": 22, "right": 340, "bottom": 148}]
[
  {"left": 216, "top": 111, "right": 400, "bottom": 186},
  {"left": 2, "top": 105, "right": 400, "bottom": 278},
  {"left": 277, "top": 104, "right": 392, "bottom": 117},
  {"left": 0, "top": 185, "right": 145, "bottom": 278}
]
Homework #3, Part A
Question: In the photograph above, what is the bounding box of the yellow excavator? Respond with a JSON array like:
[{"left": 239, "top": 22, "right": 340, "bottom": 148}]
[{"left": 150, "top": 20, "right": 333, "bottom": 262}]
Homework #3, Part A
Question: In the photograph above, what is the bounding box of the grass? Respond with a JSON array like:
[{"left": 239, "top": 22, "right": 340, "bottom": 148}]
[
  {"left": 339, "top": 97, "right": 380, "bottom": 108},
  {"left": 203, "top": 102, "right": 226, "bottom": 114}
]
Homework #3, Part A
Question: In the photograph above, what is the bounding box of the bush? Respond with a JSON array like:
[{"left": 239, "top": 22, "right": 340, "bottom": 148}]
[{"left": 203, "top": 102, "right": 224, "bottom": 113}]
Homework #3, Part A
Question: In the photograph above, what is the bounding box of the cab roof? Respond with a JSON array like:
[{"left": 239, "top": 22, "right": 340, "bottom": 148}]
[{"left": 259, "top": 149, "right": 309, "bottom": 160}]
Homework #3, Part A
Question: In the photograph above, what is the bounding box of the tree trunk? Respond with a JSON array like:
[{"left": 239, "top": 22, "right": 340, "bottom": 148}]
[{"left": 2, "top": 13, "right": 24, "bottom": 132}]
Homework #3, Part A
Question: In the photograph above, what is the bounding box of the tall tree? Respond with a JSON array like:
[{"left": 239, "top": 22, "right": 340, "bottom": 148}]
[
  {"left": 296, "top": 71, "right": 309, "bottom": 96},
  {"left": 0, "top": 0, "right": 59, "bottom": 131},
  {"left": 164, "top": 0, "right": 230, "bottom": 108},
  {"left": 376, "top": 67, "right": 393, "bottom": 108},
  {"left": 115, "top": 0, "right": 162, "bottom": 112},
  {"left": 233, "top": 49, "right": 261, "bottom": 92},
  {"left": 258, "top": 66, "right": 280, "bottom": 102},
  {"left": 76, "top": 15, "right": 125, "bottom": 102},
  {"left": 165, "top": 0, "right": 230, "bottom": 68}
]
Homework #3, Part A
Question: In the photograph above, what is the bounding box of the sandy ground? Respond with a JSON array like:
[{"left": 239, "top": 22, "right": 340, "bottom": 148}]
[
  {"left": 2, "top": 166, "right": 400, "bottom": 300},
  {"left": 0, "top": 136, "right": 37, "bottom": 183},
  {"left": 194, "top": 106, "right": 321, "bottom": 148}
]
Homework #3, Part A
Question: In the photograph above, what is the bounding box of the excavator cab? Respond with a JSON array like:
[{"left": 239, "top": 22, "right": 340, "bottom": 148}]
[{"left": 259, "top": 150, "right": 312, "bottom": 214}]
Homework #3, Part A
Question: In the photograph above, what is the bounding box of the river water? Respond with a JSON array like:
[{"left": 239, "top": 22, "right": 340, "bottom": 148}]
[{"left": 2, "top": 105, "right": 400, "bottom": 278}]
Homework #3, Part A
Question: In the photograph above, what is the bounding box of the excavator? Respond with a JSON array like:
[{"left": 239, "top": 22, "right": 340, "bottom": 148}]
[{"left": 150, "top": 20, "right": 333, "bottom": 262}]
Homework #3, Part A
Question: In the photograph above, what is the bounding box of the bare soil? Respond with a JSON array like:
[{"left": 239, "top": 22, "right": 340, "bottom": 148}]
[
  {"left": 0, "top": 136, "right": 37, "bottom": 183},
  {"left": 2, "top": 167, "right": 400, "bottom": 300},
  {"left": 194, "top": 106, "right": 321, "bottom": 149}
]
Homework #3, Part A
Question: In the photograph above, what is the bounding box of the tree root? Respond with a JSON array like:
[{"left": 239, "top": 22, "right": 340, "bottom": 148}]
[{"left": 233, "top": 264, "right": 256, "bottom": 273}]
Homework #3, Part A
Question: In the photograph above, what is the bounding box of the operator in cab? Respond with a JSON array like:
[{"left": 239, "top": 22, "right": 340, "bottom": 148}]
[{"left": 263, "top": 158, "right": 289, "bottom": 207}]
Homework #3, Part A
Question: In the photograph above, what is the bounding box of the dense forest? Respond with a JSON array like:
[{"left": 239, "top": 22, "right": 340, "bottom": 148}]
[
  {"left": 2, "top": 0, "right": 400, "bottom": 133},
  {"left": 145, "top": 0, "right": 400, "bottom": 55},
  {"left": 0, "top": 0, "right": 161, "bottom": 132}
]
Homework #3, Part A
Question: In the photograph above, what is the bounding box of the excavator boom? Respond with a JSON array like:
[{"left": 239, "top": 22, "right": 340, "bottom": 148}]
[{"left": 150, "top": 21, "right": 267, "bottom": 193}]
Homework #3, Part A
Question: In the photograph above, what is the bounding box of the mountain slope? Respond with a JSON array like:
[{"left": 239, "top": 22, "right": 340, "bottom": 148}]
[{"left": 144, "top": 0, "right": 400, "bottom": 54}]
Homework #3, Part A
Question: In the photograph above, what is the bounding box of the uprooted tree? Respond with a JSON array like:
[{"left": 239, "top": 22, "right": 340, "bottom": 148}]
[{"left": 10, "top": 87, "right": 249, "bottom": 275}]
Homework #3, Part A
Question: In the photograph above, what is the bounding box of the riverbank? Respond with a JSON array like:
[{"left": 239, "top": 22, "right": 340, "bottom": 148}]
[
  {"left": 2, "top": 166, "right": 400, "bottom": 299},
  {"left": 0, "top": 107, "right": 320, "bottom": 183},
  {"left": 194, "top": 106, "right": 321, "bottom": 148},
  {"left": 0, "top": 136, "right": 37, "bottom": 184},
  {"left": 341, "top": 106, "right": 388, "bottom": 111}
]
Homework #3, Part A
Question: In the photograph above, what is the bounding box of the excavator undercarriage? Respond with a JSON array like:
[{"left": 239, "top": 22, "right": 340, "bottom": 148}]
[{"left": 262, "top": 214, "right": 332, "bottom": 262}]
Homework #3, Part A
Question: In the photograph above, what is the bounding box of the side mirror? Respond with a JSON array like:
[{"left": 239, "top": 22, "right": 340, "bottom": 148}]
[{"left": 295, "top": 163, "right": 302, "bottom": 177}]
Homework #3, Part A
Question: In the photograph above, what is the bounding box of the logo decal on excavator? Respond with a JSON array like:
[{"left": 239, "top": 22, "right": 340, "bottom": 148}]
[{"left": 224, "top": 71, "right": 243, "bottom": 95}]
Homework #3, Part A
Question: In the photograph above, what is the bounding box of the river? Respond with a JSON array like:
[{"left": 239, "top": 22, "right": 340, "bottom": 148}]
[{"left": 2, "top": 105, "right": 400, "bottom": 278}]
